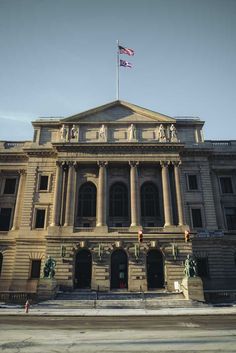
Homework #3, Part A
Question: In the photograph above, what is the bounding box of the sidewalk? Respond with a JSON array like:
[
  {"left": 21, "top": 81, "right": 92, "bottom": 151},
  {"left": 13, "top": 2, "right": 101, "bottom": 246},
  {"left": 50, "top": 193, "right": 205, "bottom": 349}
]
[{"left": 1, "top": 304, "right": 236, "bottom": 316}]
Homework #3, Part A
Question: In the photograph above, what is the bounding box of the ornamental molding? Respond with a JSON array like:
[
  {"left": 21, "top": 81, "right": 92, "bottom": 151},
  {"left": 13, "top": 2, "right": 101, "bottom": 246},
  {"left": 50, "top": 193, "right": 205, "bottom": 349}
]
[
  {"left": 53, "top": 143, "right": 184, "bottom": 155},
  {"left": 25, "top": 150, "right": 57, "bottom": 158},
  {"left": 0, "top": 153, "right": 28, "bottom": 162}
]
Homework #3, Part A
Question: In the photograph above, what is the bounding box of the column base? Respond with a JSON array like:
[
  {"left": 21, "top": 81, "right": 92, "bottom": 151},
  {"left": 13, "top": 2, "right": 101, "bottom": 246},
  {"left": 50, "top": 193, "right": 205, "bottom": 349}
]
[
  {"left": 95, "top": 225, "right": 108, "bottom": 233},
  {"left": 164, "top": 224, "right": 189, "bottom": 232},
  {"left": 129, "top": 225, "right": 142, "bottom": 232}
]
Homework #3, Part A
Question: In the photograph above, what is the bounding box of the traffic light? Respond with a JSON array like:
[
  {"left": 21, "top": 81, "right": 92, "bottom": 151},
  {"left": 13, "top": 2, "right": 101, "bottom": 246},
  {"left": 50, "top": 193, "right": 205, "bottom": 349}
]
[
  {"left": 138, "top": 230, "right": 143, "bottom": 243},
  {"left": 184, "top": 230, "right": 190, "bottom": 242}
]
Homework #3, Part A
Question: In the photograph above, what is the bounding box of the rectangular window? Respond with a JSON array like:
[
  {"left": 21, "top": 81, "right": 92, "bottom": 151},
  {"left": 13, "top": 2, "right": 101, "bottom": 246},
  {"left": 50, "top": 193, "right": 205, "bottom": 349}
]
[
  {"left": 188, "top": 175, "right": 198, "bottom": 190},
  {"left": 0, "top": 208, "right": 12, "bottom": 231},
  {"left": 220, "top": 177, "right": 233, "bottom": 194},
  {"left": 3, "top": 178, "right": 17, "bottom": 194},
  {"left": 39, "top": 175, "right": 49, "bottom": 191},
  {"left": 225, "top": 207, "right": 236, "bottom": 230},
  {"left": 191, "top": 208, "right": 203, "bottom": 228},
  {"left": 30, "top": 260, "right": 41, "bottom": 278},
  {"left": 196, "top": 257, "right": 209, "bottom": 278},
  {"left": 35, "top": 209, "right": 46, "bottom": 228}
]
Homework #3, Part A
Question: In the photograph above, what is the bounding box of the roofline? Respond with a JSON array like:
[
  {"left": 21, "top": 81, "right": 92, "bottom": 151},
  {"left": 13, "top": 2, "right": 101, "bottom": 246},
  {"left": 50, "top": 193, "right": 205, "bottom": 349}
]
[{"left": 62, "top": 100, "right": 176, "bottom": 122}]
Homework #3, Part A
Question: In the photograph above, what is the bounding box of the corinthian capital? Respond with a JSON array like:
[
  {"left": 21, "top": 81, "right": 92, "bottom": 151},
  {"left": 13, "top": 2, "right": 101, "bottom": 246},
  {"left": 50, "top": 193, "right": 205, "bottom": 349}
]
[
  {"left": 129, "top": 161, "right": 139, "bottom": 168},
  {"left": 97, "top": 161, "right": 108, "bottom": 168},
  {"left": 160, "top": 161, "right": 170, "bottom": 168},
  {"left": 172, "top": 160, "right": 182, "bottom": 168}
]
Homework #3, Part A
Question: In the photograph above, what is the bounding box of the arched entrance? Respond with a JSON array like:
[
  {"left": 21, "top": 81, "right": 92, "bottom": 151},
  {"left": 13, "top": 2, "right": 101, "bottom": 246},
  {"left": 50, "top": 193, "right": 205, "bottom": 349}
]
[
  {"left": 74, "top": 249, "right": 92, "bottom": 289},
  {"left": 111, "top": 249, "right": 128, "bottom": 290},
  {"left": 146, "top": 249, "right": 164, "bottom": 289}
]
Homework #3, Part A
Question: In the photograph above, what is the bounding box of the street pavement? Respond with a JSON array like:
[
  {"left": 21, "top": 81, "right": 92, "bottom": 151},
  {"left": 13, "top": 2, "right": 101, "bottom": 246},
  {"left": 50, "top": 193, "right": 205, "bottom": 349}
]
[
  {"left": 1, "top": 314, "right": 236, "bottom": 352},
  {"left": 1, "top": 302, "right": 236, "bottom": 316}
]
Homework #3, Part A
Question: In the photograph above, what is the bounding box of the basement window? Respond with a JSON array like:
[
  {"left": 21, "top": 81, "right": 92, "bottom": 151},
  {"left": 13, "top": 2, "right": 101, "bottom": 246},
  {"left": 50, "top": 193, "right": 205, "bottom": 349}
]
[{"left": 30, "top": 260, "right": 41, "bottom": 279}]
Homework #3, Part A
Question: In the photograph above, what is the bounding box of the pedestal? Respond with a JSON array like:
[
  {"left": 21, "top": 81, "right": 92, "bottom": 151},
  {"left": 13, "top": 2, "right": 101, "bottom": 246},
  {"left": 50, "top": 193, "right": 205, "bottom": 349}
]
[
  {"left": 181, "top": 276, "right": 205, "bottom": 302},
  {"left": 37, "top": 278, "right": 57, "bottom": 301}
]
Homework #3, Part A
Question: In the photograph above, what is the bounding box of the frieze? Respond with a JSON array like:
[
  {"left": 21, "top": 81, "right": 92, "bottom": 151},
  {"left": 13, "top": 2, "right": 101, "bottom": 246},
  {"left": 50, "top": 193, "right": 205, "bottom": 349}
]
[
  {"left": 0, "top": 153, "right": 28, "bottom": 162},
  {"left": 53, "top": 143, "right": 184, "bottom": 155}
]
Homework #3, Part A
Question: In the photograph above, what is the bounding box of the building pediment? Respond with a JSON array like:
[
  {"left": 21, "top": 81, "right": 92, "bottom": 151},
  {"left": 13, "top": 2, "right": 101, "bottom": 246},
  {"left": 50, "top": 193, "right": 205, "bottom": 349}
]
[{"left": 62, "top": 100, "right": 176, "bottom": 124}]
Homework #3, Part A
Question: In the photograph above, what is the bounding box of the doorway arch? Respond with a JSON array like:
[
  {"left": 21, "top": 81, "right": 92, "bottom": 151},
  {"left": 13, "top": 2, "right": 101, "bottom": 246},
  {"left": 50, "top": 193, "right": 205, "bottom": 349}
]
[
  {"left": 74, "top": 249, "right": 92, "bottom": 289},
  {"left": 111, "top": 249, "right": 128, "bottom": 290},
  {"left": 146, "top": 249, "right": 164, "bottom": 289}
]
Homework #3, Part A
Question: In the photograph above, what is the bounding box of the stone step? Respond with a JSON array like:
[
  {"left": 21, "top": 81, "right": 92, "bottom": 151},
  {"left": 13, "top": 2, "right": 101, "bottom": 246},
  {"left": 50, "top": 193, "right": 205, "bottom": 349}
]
[
  {"left": 36, "top": 299, "right": 204, "bottom": 309},
  {"left": 55, "top": 291, "right": 184, "bottom": 301}
]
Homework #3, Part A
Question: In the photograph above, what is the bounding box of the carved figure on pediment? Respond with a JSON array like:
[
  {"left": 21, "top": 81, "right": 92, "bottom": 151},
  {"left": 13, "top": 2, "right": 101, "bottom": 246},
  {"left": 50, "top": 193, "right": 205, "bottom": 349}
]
[
  {"left": 158, "top": 124, "right": 166, "bottom": 142},
  {"left": 99, "top": 124, "right": 106, "bottom": 141},
  {"left": 60, "top": 124, "right": 70, "bottom": 141},
  {"left": 60, "top": 124, "right": 67, "bottom": 140},
  {"left": 170, "top": 124, "right": 178, "bottom": 142},
  {"left": 128, "top": 124, "right": 136, "bottom": 140},
  {"left": 71, "top": 124, "right": 78, "bottom": 140}
]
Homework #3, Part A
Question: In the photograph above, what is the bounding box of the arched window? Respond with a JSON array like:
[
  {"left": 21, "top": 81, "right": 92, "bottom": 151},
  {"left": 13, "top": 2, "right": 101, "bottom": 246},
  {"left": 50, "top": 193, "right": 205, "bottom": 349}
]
[
  {"left": 109, "top": 183, "right": 128, "bottom": 217},
  {"left": 78, "top": 182, "right": 96, "bottom": 217},
  {"left": 141, "top": 182, "right": 160, "bottom": 218},
  {"left": 0, "top": 253, "right": 3, "bottom": 276}
]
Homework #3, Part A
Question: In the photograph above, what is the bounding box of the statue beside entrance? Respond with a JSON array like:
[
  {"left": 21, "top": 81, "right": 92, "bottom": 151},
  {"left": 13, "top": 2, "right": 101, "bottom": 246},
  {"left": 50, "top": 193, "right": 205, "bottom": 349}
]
[
  {"left": 43, "top": 256, "right": 56, "bottom": 279},
  {"left": 184, "top": 254, "right": 197, "bottom": 278},
  {"left": 181, "top": 254, "right": 205, "bottom": 302}
]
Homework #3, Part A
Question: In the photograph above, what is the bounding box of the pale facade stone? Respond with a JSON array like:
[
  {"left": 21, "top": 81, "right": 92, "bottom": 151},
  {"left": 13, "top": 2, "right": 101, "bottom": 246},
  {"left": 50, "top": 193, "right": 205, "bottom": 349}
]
[{"left": 0, "top": 101, "right": 235, "bottom": 299}]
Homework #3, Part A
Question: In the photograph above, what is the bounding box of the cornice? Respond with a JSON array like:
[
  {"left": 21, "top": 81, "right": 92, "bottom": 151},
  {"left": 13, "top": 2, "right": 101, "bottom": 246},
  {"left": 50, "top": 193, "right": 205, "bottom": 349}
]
[
  {"left": 0, "top": 152, "right": 28, "bottom": 162},
  {"left": 52, "top": 142, "right": 185, "bottom": 154},
  {"left": 23, "top": 148, "right": 56, "bottom": 158}
]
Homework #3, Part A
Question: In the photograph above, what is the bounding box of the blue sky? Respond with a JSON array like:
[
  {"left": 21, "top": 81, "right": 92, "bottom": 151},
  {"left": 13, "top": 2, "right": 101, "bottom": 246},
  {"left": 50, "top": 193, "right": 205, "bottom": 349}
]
[{"left": 0, "top": 0, "right": 236, "bottom": 140}]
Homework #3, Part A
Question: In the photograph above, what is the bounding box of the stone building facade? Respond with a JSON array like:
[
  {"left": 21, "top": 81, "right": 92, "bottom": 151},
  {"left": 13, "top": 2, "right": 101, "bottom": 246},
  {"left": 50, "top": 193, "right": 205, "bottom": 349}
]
[{"left": 0, "top": 101, "right": 236, "bottom": 297}]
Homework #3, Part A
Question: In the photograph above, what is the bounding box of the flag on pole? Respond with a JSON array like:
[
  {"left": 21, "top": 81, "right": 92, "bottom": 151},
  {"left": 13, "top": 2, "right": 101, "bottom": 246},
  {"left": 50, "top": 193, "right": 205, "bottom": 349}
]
[
  {"left": 120, "top": 59, "right": 132, "bottom": 68},
  {"left": 119, "top": 45, "right": 134, "bottom": 56}
]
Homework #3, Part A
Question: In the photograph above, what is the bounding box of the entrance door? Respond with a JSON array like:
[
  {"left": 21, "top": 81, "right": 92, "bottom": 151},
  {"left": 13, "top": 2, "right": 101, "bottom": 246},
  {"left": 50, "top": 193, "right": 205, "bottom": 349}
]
[
  {"left": 75, "top": 250, "right": 92, "bottom": 289},
  {"left": 147, "top": 249, "right": 164, "bottom": 289},
  {"left": 111, "top": 250, "right": 128, "bottom": 290}
]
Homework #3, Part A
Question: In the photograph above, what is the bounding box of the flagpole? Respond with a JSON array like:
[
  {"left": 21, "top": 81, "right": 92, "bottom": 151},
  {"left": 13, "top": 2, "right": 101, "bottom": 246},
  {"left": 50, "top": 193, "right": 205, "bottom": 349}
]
[{"left": 116, "top": 39, "right": 120, "bottom": 100}]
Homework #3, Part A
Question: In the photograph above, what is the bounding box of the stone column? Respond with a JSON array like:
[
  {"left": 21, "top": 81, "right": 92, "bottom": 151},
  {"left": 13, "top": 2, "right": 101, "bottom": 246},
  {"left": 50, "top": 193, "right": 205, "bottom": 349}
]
[
  {"left": 64, "top": 161, "right": 75, "bottom": 226},
  {"left": 161, "top": 161, "right": 173, "bottom": 227},
  {"left": 96, "top": 161, "right": 107, "bottom": 228},
  {"left": 51, "top": 161, "right": 63, "bottom": 226},
  {"left": 173, "top": 161, "right": 185, "bottom": 226},
  {"left": 12, "top": 170, "right": 26, "bottom": 230},
  {"left": 129, "top": 161, "right": 140, "bottom": 227}
]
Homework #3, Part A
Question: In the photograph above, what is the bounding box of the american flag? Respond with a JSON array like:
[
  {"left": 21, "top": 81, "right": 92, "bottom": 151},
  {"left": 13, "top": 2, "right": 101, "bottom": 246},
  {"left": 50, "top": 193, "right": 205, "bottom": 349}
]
[
  {"left": 119, "top": 45, "right": 134, "bottom": 56},
  {"left": 120, "top": 59, "right": 132, "bottom": 68}
]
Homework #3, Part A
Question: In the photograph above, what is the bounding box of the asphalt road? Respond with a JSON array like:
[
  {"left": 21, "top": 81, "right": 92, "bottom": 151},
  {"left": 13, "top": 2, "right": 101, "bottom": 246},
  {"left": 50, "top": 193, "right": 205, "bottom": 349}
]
[{"left": 1, "top": 315, "right": 236, "bottom": 352}]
